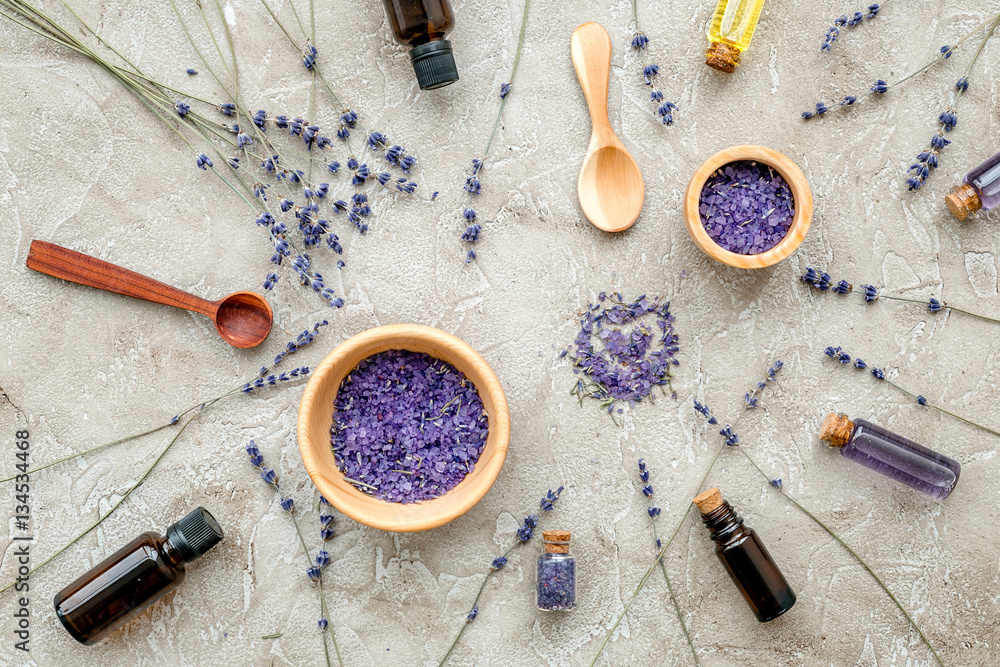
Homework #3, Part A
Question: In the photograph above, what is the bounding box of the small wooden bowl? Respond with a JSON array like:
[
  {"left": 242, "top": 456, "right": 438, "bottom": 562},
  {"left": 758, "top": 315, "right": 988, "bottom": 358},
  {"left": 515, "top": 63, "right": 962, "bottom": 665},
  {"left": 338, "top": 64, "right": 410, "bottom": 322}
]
[
  {"left": 683, "top": 145, "right": 813, "bottom": 269},
  {"left": 297, "top": 324, "right": 510, "bottom": 533}
]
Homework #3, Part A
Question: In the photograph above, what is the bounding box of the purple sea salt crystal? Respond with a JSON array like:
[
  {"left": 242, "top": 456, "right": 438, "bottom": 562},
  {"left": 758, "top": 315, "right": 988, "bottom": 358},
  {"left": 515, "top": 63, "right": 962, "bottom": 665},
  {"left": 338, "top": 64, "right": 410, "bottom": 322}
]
[
  {"left": 330, "top": 350, "right": 489, "bottom": 504},
  {"left": 698, "top": 161, "right": 795, "bottom": 255}
]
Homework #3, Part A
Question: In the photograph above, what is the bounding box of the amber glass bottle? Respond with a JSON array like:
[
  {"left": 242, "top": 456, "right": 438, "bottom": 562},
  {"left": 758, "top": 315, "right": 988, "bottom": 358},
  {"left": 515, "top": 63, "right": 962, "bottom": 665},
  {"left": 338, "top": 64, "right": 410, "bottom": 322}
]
[
  {"left": 382, "top": 0, "right": 459, "bottom": 90},
  {"left": 693, "top": 488, "right": 796, "bottom": 622},
  {"left": 54, "top": 507, "right": 224, "bottom": 644}
]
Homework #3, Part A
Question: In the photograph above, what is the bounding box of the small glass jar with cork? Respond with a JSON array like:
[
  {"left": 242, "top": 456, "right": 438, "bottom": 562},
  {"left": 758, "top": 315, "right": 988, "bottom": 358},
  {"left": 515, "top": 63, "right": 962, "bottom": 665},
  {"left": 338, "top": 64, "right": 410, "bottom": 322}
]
[{"left": 536, "top": 530, "right": 576, "bottom": 612}]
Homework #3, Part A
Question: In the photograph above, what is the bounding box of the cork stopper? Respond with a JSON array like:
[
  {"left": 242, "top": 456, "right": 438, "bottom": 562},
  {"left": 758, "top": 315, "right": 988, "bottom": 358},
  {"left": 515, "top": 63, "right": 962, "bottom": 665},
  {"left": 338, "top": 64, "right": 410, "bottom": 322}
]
[
  {"left": 818, "top": 412, "right": 854, "bottom": 447},
  {"left": 945, "top": 183, "right": 982, "bottom": 221},
  {"left": 705, "top": 41, "right": 740, "bottom": 73},
  {"left": 542, "top": 530, "right": 571, "bottom": 554},
  {"left": 693, "top": 487, "right": 724, "bottom": 515}
]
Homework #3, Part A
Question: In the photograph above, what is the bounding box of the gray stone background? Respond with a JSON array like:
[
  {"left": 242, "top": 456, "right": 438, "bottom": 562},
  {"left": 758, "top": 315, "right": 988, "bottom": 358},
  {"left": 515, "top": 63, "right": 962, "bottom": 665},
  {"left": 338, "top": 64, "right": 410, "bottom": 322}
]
[{"left": 1, "top": 0, "right": 998, "bottom": 664}]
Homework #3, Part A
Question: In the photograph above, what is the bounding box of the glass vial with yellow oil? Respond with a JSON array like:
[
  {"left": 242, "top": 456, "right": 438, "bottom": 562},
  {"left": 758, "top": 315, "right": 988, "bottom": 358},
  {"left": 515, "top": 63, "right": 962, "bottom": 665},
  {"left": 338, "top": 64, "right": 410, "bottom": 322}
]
[{"left": 705, "top": 0, "right": 767, "bottom": 73}]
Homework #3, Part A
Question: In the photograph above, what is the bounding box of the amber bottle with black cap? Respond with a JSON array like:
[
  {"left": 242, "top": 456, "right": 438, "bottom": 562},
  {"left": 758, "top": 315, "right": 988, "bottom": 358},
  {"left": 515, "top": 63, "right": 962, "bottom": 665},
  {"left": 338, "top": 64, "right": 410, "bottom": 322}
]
[
  {"left": 54, "top": 507, "right": 224, "bottom": 644},
  {"left": 383, "top": 0, "right": 459, "bottom": 90},
  {"left": 693, "top": 488, "right": 796, "bottom": 622}
]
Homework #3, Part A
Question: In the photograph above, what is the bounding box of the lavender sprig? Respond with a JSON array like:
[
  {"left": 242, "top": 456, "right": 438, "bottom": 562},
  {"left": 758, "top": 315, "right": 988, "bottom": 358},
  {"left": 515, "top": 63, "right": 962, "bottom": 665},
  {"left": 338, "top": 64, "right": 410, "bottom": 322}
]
[
  {"left": 591, "top": 363, "right": 775, "bottom": 665},
  {"left": 721, "top": 361, "right": 944, "bottom": 666},
  {"left": 458, "top": 0, "right": 530, "bottom": 262},
  {"left": 636, "top": 459, "right": 698, "bottom": 665},
  {"left": 568, "top": 293, "right": 679, "bottom": 420},
  {"left": 0, "top": 318, "right": 332, "bottom": 601},
  {"left": 822, "top": 346, "right": 1000, "bottom": 440},
  {"left": 437, "top": 485, "right": 564, "bottom": 666},
  {"left": 629, "top": 0, "right": 677, "bottom": 128},
  {"left": 244, "top": 441, "right": 343, "bottom": 667},
  {"left": 0, "top": 320, "right": 330, "bottom": 485},
  {"left": 802, "top": 11, "right": 1000, "bottom": 121},
  {"left": 595, "top": 360, "right": 942, "bottom": 665},
  {"left": 801, "top": 267, "right": 1000, "bottom": 325},
  {"left": 820, "top": 3, "right": 882, "bottom": 52},
  {"left": 906, "top": 16, "right": 999, "bottom": 190}
]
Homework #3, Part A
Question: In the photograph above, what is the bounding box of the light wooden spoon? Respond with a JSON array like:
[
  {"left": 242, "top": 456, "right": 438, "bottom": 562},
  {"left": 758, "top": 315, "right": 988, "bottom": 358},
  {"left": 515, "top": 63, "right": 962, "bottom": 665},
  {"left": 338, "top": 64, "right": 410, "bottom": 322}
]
[{"left": 571, "top": 22, "right": 644, "bottom": 233}]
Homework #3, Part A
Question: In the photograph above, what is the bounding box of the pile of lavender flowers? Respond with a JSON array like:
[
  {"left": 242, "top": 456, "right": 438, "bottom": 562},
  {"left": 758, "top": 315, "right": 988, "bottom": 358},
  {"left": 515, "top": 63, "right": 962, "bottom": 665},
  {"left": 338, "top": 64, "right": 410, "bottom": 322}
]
[
  {"left": 568, "top": 293, "right": 679, "bottom": 414},
  {"left": 699, "top": 161, "right": 794, "bottom": 255},
  {"left": 331, "top": 350, "right": 488, "bottom": 503}
]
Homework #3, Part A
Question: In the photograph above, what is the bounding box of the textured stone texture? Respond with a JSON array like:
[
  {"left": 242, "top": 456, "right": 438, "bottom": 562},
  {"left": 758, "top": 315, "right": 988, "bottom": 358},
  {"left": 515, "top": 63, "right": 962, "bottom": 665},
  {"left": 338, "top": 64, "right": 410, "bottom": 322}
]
[{"left": 1, "top": 0, "right": 999, "bottom": 665}]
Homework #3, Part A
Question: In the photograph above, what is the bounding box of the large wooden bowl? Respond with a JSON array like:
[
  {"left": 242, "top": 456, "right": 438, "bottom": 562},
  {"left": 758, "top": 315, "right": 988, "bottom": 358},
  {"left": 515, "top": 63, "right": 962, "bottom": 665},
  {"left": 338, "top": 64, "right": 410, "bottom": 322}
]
[
  {"left": 297, "top": 324, "right": 510, "bottom": 533},
  {"left": 684, "top": 145, "right": 813, "bottom": 269}
]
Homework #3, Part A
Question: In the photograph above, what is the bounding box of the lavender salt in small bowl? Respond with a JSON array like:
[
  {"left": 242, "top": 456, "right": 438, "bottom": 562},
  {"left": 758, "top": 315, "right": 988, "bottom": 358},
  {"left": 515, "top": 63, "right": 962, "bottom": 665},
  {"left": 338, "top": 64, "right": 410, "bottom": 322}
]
[
  {"left": 298, "top": 324, "right": 510, "bottom": 533},
  {"left": 684, "top": 145, "right": 813, "bottom": 269},
  {"left": 331, "top": 349, "right": 487, "bottom": 504}
]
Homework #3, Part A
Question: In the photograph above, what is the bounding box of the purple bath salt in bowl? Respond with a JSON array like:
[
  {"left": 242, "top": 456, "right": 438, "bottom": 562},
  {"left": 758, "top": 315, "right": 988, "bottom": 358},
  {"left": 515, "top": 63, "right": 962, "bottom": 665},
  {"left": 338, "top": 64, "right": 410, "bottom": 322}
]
[
  {"left": 698, "top": 161, "right": 795, "bottom": 255},
  {"left": 330, "top": 349, "right": 489, "bottom": 504}
]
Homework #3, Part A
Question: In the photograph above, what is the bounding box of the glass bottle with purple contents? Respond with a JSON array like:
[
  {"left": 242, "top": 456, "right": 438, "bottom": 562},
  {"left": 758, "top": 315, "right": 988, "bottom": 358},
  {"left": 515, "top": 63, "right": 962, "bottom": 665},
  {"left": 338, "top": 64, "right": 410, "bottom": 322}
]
[
  {"left": 945, "top": 150, "right": 1000, "bottom": 220},
  {"left": 818, "top": 413, "right": 960, "bottom": 499},
  {"left": 536, "top": 530, "right": 575, "bottom": 611}
]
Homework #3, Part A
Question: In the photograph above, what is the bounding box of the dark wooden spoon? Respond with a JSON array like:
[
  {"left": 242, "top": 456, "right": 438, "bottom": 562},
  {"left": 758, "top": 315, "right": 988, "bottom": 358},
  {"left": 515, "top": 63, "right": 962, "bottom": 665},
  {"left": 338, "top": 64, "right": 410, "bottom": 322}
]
[{"left": 26, "top": 240, "right": 272, "bottom": 348}]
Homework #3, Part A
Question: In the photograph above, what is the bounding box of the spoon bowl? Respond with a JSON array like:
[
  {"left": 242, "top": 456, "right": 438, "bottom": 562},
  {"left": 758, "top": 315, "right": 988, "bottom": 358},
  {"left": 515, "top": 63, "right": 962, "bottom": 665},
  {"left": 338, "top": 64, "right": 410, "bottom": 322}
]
[
  {"left": 26, "top": 240, "right": 273, "bottom": 348},
  {"left": 578, "top": 144, "right": 645, "bottom": 233},
  {"left": 571, "top": 22, "right": 645, "bottom": 233},
  {"left": 213, "top": 291, "right": 273, "bottom": 348}
]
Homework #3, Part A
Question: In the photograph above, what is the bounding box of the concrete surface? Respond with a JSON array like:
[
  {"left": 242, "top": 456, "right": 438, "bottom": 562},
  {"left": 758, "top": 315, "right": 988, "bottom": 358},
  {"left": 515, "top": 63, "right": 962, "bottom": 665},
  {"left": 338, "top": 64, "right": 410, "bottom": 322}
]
[{"left": 1, "top": 0, "right": 999, "bottom": 664}]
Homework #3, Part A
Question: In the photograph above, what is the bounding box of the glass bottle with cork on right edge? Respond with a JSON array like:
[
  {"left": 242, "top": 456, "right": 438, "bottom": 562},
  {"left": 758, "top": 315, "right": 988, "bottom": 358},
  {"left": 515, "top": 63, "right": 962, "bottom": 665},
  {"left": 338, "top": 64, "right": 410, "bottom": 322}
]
[
  {"left": 818, "top": 412, "right": 961, "bottom": 499},
  {"left": 945, "top": 150, "right": 1000, "bottom": 220},
  {"left": 705, "top": 0, "right": 768, "bottom": 73}
]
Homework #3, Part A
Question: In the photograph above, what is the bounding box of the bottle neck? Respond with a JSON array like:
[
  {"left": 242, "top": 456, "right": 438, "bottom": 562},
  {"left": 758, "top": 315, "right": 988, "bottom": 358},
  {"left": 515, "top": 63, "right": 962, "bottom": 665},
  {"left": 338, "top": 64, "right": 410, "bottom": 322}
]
[
  {"left": 160, "top": 535, "right": 189, "bottom": 568},
  {"left": 700, "top": 500, "right": 745, "bottom": 542}
]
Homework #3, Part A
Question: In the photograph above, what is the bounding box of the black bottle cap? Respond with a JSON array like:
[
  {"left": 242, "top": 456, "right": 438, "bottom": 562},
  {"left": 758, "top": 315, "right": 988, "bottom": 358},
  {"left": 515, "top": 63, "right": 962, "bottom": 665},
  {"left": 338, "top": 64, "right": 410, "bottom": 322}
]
[
  {"left": 166, "top": 507, "right": 224, "bottom": 562},
  {"left": 410, "top": 40, "right": 459, "bottom": 90}
]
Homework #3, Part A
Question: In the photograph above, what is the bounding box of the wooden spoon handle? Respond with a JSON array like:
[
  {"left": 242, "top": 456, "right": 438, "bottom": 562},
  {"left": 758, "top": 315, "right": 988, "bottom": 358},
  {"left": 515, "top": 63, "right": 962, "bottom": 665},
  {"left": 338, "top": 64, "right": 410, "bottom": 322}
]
[
  {"left": 571, "top": 22, "right": 615, "bottom": 144},
  {"left": 26, "top": 240, "right": 217, "bottom": 317}
]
